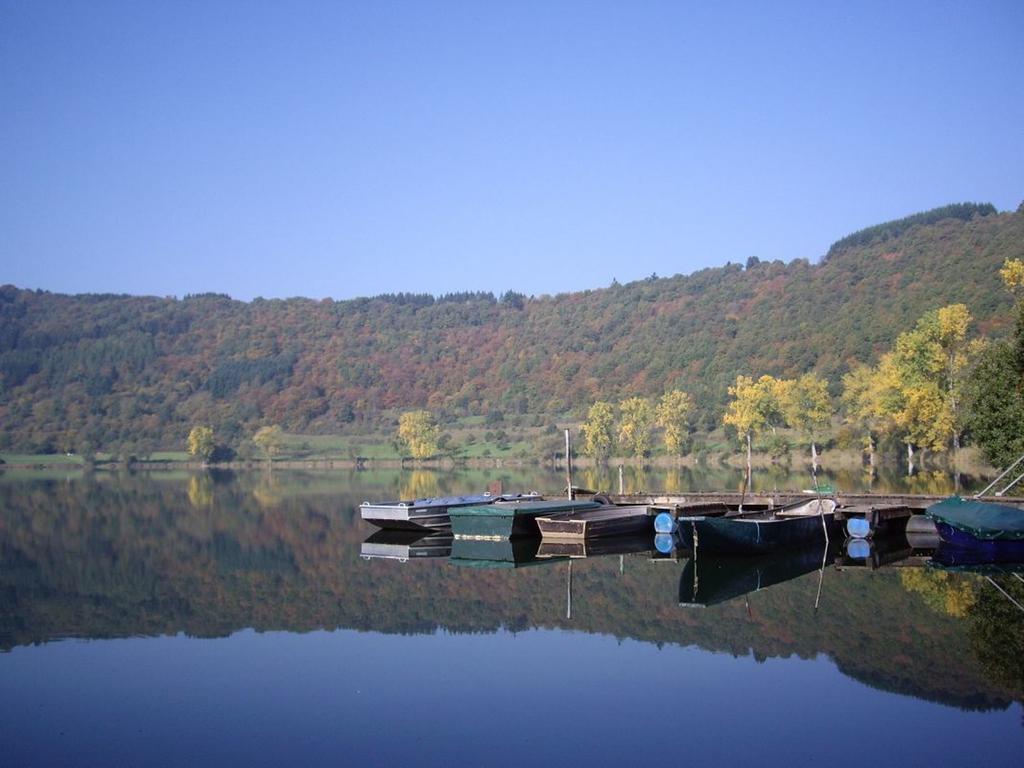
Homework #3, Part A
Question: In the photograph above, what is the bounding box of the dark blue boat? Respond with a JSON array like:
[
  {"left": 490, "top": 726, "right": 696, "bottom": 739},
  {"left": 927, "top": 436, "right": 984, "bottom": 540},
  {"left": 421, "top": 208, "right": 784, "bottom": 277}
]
[
  {"left": 668, "top": 498, "right": 837, "bottom": 555},
  {"left": 925, "top": 496, "right": 1024, "bottom": 563}
]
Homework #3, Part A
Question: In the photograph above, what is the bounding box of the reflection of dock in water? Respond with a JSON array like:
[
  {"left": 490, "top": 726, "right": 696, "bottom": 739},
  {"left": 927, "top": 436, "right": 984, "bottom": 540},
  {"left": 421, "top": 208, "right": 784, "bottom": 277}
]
[{"left": 834, "top": 534, "right": 934, "bottom": 570}]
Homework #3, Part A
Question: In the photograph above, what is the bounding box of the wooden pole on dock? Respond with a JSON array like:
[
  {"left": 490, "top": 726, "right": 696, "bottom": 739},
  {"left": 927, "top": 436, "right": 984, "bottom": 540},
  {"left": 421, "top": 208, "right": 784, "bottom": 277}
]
[{"left": 565, "top": 429, "right": 574, "bottom": 500}]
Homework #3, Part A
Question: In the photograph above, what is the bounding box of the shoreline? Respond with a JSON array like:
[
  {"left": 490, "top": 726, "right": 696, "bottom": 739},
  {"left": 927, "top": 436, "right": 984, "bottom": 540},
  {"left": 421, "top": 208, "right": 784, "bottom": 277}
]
[{"left": 0, "top": 446, "right": 993, "bottom": 475}]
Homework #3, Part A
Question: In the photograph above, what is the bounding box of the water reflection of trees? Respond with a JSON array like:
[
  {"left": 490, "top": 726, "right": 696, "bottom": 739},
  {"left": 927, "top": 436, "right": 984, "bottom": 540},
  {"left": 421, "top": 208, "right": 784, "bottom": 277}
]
[
  {"left": 400, "top": 470, "right": 443, "bottom": 500},
  {"left": 969, "top": 575, "right": 1024, "bottom": 695},
  {"left": 573, "top": 463, "right": 983, "bottom": 496},
  {"left": 900, "top": 569, "right": 978, "bottom": 618},
  {"left": 901, "top": 568, "right": 1024, "bottom": 703}
]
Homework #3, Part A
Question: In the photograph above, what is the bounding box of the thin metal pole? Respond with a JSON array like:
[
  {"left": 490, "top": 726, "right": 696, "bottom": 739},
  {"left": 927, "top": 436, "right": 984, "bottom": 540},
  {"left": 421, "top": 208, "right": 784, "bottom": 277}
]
[
  {"left": 985, "top": 576, "right": 1024, "bottom": 613},
  {"left": 739, "top": 467, "right": 749, "bottom": 514},
  {"left": 996, "top": 469, "right": 1024, "bottom": 497},
  {"left": 975, "top": 453, "right": 1024, "bottom": 498},
  {"left": 566, "top": 560, "right": 573, "bottom": 619},
  {"left": 814, "top": 542, "right": 828, "bottom": 611},
  {"left": 565, "top": 429, "right": 574, "bottom": 500},
  {"left": 812, "top": 469, "right": 829, "bottom": 545}
]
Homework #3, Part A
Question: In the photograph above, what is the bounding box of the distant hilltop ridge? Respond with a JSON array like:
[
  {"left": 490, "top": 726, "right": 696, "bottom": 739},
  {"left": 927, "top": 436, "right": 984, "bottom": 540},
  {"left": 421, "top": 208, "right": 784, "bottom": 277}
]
[{"left": 1, "top": 202, "right": 1022, "bottom": 451}]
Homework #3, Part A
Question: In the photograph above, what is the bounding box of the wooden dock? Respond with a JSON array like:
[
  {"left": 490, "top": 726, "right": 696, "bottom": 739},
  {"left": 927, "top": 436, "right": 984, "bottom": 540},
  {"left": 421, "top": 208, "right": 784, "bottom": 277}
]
[{"left": 597, "top": 491, "right": 1024, "bottom": 515}]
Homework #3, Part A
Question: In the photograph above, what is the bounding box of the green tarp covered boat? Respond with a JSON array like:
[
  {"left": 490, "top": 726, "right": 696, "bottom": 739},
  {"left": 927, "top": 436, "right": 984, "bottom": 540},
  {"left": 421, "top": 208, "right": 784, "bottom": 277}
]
[
  {"left": 926, "top": 496, "right": 1024, "bottom": 541},
  {"left": 449, "top": 499, "right": 600, "bottom": 539},
  {"left": 926, "top": 496, "right": 1024, "bottom": 562}
]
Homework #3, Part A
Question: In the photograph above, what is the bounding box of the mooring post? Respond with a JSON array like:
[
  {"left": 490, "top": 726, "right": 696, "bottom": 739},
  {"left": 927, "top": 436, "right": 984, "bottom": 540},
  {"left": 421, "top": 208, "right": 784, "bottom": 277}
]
[
  {"left": 618, "top": 464, "right": 624, "bottom": 495},
  {"left": 566, "top": 560, "right": 573, "bottom": 619},
  {"left": 565, "top": 429, "right": 574, "bottom": 500}
]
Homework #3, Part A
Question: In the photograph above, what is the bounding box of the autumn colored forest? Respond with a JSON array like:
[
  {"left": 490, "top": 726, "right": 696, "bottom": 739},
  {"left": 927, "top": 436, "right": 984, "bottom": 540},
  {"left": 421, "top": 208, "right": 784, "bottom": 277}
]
[{"left": 1, "top": 202, "right": 1022, "bottom": 458}]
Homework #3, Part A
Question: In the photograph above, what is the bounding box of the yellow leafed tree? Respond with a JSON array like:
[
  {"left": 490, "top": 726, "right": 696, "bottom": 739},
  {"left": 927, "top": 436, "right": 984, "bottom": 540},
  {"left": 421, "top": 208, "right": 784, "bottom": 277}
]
[
  {"left": 187, "top": 425, "right": 215, "bottom": 464},
  {"left": 841, "top": 361, "right": 899, "bottom": 467},
  {"left": 398, "top": 410, "right": 440, "bottom": 459},
  {"left": 618, "top": 397, "right": 654, "bottom": 458},
  {"left": 779, "top": 373, "right": 832, "bottom": 464},
  {"left": 723, "top": 375, "right": 783, "bottom": 473},
  {"left": 999, "top": 257, "right": 1024, "bottom": 294},
  {"left": 253, "top": 424, "right": 284, "bottom": 461},
  {"left": 581, "top": 401, "right": 616, "bottom": 460},
  {"left": 656, "top": 389, "right": 692, "bottom": 456}
]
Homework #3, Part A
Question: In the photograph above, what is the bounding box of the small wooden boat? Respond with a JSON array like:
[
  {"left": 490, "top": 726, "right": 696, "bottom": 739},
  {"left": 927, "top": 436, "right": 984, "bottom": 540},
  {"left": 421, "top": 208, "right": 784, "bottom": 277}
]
[
  {"left": 535, "top": 505, "right": 655, "bottom": 540},
  {"left": 360, "top": 492, "right": 541, "bottom": 531},
  {"left": 673, "top": 498, "right": 837, "bottom": 555},
  {"left": 926, "top": 496, "right": 1024, "bottom": 563},
  {"left": 449, "top": 499, "right": 600, "bottom": 540},
  {"left": 360, "top": 530, "right": 452, "bottom": 561}
]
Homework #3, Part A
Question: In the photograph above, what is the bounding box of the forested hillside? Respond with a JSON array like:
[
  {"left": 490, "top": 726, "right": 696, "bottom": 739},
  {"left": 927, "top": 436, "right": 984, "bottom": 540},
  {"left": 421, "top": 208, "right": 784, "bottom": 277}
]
[{"left": 1, "top": 203, "right": 1021, "bottom": 452}]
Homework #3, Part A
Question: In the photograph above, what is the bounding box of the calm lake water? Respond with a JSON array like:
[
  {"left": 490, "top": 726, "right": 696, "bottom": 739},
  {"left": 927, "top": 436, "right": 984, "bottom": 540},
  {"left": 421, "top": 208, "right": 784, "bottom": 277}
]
[{"left": 1, "top": 469, "right": 1021, "bottom": 767}]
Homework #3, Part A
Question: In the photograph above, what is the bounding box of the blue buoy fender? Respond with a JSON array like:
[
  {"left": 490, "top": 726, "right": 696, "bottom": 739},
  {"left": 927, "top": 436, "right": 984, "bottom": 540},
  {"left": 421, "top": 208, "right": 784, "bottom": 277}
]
[
  {"left": 654, "top": 512, "right": 677, "bottom": 534},
  {"left": 654, "top": 533, "right": 676, "bottom": 554},
  {"left": 847, "top": 538, "right": 872, "bottom": 559},
  {"left": 846, "top": 517, "right": 871, "bottom": 539}
]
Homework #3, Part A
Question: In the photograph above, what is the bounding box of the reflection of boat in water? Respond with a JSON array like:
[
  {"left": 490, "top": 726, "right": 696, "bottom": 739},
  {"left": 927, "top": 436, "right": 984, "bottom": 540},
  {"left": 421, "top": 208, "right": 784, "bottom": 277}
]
[
  {"left": 360, "top": 493, "right": 541, "bottom": 531},
  {"left": 449, "top": 536, "right": 568, "bottom": 568},
  {"left": 672, "top": 498, "right": 838, "bottom": 555},
  {"left": 360, "top": 529, "right": 453, "bottom": 561},
  {"left": 536, "top": 534, "right": 654, "bottom": 559},
  {"left": 931, "top": 542, "right": 1024, "bottom": 570},
  {"left": 679, "top": 541, "right": 836, "bottom": 607},
  {"left": 925, "top": 496, "right": 1024, "bottom": 563}
]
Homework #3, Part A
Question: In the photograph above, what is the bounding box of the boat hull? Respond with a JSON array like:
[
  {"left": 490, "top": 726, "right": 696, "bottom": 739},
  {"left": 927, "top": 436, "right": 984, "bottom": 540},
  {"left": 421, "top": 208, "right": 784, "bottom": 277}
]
[
  {"left": 359, "top": 510, "right": 453, "bottom": 532},
  {"left": 360, "top": 493, "right": 541, "bottom": 531},
  {"left": 535, "top": 505, "right": 653, "bottom": 540},
  {"left": 926, "top": 496, "right": 1024, "bottom": 563},
  {"left": 450, "top": 500, "right": 600, "bottom": 540},
  {"left": 676, "top": 512, "right": 836, "bottom": 555},
  {"left": 933, "top": 522, "right": 1024, "bottom": 562}
]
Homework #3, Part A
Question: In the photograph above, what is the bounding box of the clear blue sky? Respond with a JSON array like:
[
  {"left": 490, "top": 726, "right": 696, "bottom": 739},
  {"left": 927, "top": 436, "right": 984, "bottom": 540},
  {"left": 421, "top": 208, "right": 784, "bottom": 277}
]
[{"left": 2, "top": 1, "right": 1022, "bottom": 301}]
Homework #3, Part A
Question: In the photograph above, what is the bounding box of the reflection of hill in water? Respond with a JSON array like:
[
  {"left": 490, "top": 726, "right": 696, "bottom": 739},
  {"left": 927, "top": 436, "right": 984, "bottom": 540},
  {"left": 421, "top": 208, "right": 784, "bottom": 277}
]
[{"left": 0, "top": 475, "right": 1020, "bottom": 713}]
